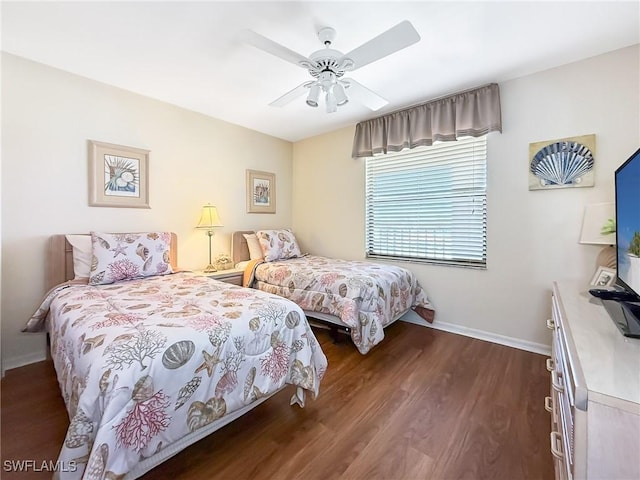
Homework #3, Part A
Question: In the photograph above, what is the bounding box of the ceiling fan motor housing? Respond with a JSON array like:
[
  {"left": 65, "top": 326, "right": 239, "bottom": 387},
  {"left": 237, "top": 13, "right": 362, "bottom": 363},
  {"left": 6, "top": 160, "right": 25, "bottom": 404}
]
[{"left": 307, "top": 49, "right": 347, "bottom": 79}]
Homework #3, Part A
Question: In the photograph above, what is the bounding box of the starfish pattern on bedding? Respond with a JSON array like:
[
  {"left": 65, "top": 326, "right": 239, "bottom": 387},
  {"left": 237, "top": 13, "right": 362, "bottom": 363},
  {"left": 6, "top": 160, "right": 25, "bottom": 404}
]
[
  {"left": 111, "top": 243, "right": 128, "bottom": 257},
  {"left": 194, "top": 350, "right": 221, "bottom": 377}
]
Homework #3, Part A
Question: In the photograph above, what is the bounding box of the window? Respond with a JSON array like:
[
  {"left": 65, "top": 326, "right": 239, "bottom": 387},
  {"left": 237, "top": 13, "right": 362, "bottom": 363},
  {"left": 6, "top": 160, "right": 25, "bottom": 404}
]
[{"left": 365, "top": 136, "right": 487, "bottom": 268}]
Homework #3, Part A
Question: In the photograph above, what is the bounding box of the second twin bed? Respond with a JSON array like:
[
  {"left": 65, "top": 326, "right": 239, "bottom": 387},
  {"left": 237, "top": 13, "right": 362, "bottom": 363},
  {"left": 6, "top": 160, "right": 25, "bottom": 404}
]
[{"left": 232, "top": 229, "right": 435, "bottom": 354}]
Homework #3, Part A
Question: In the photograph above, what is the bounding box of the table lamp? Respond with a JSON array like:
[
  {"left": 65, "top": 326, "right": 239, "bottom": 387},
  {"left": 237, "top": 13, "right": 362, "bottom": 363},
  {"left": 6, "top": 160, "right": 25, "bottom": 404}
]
[
  {"left": 195, "top": 204, "right": 223, "bottom": 272},
  {"left": 579, "top": 202, "right": 615, "bottom": 269}
]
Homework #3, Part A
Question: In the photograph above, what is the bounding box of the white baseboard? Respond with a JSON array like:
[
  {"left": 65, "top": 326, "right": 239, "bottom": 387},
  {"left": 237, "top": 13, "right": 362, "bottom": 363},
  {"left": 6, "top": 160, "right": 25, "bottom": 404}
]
[
  {"left": 2, "top": 351, "right": 48, "bottom": 373},
  {"left": 401, "top": 312, "right": 551, "bottom": 356}
]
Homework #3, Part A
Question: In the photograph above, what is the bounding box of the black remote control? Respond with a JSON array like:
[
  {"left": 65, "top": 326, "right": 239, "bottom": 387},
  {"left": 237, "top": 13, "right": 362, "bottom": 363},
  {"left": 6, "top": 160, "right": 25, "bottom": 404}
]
[{"left": 589, "top": 288, "right": 640, "bottom": 302}]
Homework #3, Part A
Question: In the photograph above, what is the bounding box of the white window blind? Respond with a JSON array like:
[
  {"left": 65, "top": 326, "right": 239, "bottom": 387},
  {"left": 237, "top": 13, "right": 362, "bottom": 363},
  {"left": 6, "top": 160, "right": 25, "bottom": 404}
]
[{"left": 365, "top": 136, "right": 487, "bottom": 268}]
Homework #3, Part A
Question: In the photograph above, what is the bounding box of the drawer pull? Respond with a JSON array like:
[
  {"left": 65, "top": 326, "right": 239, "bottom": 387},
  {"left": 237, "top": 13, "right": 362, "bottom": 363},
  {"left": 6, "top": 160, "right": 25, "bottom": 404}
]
[
  {"left": 546, "top": 318, "right": 555, "bottom": 330},
  {"left": 546, "top": 358, "right": 555, "bottom": 372},
  {"left": 551, "top": 370, "right": 564, "bottom": 393},
  {"left": 544, "top": 396, "right": 553, "bottom": 413},
  {"left": 550, "top": 431, "right": 564, "bottom": 459}
]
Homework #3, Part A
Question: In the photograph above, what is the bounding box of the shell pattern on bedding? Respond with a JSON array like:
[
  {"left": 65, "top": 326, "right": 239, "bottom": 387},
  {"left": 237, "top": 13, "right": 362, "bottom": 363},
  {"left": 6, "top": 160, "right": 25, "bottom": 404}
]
[
  {"left": 26, "top": 272, "right": 327, "bottom": 479},
  {"left": 254, "top": 255, "right": 434, "bottom": 354}
]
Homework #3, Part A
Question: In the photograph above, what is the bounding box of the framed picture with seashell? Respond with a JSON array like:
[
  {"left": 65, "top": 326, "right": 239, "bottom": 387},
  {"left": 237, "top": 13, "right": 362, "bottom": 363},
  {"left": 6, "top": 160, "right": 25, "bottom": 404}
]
[
  {"left": 246, "top": 169, "right": 276, "bottom": 213},
  {"left": 528, "top": 134, "right": 596, "bottom": 191},
  {"left": 88, "top": 140, "right": 150, "bottom": 208}
]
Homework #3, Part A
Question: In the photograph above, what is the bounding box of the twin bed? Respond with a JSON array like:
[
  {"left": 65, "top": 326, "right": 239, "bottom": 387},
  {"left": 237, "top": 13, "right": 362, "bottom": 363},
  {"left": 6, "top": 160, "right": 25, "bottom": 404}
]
[
  {"left": 24, "top": 233, "right": 327, "bottom": 479},
  {"left": 232, "top": 229, "right": 435, "bottom": 355}
]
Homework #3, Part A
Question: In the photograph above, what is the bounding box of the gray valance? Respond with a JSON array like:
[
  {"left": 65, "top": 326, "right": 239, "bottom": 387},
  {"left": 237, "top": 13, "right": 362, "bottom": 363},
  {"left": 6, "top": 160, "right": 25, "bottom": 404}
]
[{"left": 352, "top": 83, "right": 502, "bottom": 158}]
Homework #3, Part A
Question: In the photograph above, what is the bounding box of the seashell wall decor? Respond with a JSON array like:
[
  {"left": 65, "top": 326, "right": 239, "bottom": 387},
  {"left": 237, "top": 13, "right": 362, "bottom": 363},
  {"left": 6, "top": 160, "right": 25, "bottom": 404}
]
[{"left": 528, "top": 134, "right": 596, "bottom": 190}]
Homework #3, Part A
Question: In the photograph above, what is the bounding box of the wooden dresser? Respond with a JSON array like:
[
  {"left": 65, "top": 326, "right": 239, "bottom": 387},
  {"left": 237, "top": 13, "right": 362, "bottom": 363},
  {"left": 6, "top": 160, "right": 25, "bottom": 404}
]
[{"left": 547, "top": 282, "right": 640, "bottom": 479}]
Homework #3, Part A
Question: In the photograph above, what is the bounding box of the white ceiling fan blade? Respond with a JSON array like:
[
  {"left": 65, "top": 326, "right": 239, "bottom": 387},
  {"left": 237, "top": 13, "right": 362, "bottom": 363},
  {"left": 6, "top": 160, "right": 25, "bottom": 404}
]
[
  {"left": 339, "top": 20, "right": 420, "bottom": 71},
  {"left": 241, "top": 30, "right": 314, "bottom": 68},
  {"left": 341, "top": 79, "right": 388, "bottom": 111},
  {"left": 269, "top": 82, "right": 314, "bottom": 107}
]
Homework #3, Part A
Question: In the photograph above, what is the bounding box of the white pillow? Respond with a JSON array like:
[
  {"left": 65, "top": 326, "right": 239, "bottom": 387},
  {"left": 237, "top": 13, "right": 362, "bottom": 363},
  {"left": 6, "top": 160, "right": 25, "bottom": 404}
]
[
  {"left": 65, "top": 234, "right": 92, "bottom": 279},
  {"left": 235, "top": 260, "right": 250, "bottom": 270},
  {"left": 243, "top": 233, "right": 264, "bottom": 260}
]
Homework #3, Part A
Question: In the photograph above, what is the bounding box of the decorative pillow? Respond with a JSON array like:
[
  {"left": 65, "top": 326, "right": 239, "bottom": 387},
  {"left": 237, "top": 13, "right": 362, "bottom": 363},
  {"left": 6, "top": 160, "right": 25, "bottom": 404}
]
[
  {"left": 65, "top": 234, "right": 92, "bottom": 279},
  {"left": 255, "top": 229, "right": 301, "bottom": 262},
  {"left": 243, "top": 233, "right": 263, "bottom": 260},
  {"left": 89, "top": 232, "right": 173, "bottom": 285}
]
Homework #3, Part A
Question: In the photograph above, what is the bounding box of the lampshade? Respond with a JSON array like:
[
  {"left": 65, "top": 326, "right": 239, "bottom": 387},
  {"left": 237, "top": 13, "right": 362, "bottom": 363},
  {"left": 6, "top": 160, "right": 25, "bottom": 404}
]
[
  {"left": 196, "top": 204, "right": 223, "bottom": 230},
  {"left": 579, "top": 202, "right": 615, "bottom": 245}
]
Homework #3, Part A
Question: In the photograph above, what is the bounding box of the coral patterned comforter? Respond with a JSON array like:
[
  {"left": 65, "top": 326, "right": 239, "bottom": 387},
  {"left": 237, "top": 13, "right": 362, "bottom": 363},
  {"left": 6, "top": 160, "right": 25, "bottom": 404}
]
[
  {"left": 24, "top": 272, "right": 327, "bottom": 479},
  {"left": 250, "top": 255, "right": 435, "bottom": 354}
]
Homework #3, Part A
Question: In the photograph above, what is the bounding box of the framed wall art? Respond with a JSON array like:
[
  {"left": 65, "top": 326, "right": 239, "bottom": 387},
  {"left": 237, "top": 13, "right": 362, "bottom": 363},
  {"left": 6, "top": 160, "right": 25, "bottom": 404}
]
[
  {"left": 88, "top": 140, "right": 150, "bottom": 208},
  {"left": 528, "top": 134, "right": 596, "bottom": 191},
  {"left": 590, "top": 266, "right": 616, "bottom": 287},
  {"left": 246, "top": 169, "right": 276, "bottom": 214}
]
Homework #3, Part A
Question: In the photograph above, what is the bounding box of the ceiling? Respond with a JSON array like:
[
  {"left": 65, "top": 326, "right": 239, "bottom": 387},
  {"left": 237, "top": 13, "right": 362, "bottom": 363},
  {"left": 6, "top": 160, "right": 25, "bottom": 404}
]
[{"left": 2, "top": 1, "right": 639, "bottom": 142}]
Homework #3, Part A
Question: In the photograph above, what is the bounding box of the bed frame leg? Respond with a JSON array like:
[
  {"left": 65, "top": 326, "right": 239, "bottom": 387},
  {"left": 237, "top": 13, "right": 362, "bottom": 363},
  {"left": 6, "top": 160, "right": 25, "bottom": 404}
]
[
  {"left": 308, "top": 318, "right": 350, "bottom": 344},
  {"left": 329, "top": 325, "right": 342, "bottom": 343},
  {"left": 329, "top": 325, "right": 351, "bottom": 344}
]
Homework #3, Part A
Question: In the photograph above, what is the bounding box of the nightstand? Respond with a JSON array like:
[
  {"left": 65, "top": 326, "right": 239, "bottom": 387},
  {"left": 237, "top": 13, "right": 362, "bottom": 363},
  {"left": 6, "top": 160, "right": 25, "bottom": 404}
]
[{"left": 196, "top": 268, "right": 244, "bottom": 286}]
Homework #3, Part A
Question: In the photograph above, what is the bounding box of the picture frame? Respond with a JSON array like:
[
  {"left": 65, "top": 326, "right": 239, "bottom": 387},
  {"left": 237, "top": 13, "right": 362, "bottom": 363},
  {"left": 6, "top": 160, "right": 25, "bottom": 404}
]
[
  {"left": 528, "top": 134, "right": 596, "bottom": 191},
  {"left": 246, "top": 169, "right": 276, "bottom": 214},
  {"left": 88, "top": 140, "right": 150, "bottom": 208},
  {"left": 590, "top": 266, "right": 616, "bottom": 287}
]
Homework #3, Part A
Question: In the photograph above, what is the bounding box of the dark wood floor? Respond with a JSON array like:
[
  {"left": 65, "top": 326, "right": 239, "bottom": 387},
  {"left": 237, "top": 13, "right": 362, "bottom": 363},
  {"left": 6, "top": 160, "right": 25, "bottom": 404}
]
[{"left": 1, "top": 322, "right": 553, "bottom": 479}]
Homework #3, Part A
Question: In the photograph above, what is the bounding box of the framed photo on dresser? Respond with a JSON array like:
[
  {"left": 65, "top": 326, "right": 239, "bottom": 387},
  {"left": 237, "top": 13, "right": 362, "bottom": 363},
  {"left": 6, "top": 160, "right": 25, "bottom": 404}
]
[{"left": 590, "top": 266, "right": 616, "bottom": 287}]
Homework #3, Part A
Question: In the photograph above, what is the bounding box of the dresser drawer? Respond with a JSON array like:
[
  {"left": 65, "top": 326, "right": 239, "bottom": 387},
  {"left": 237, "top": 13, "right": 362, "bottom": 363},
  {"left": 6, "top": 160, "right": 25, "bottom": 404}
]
[
  {"left": 556, "top": 385, "right": 574, "bottom": 478},
  {"left": 550, "top": 294, "right": 576, "bottom": 479}
]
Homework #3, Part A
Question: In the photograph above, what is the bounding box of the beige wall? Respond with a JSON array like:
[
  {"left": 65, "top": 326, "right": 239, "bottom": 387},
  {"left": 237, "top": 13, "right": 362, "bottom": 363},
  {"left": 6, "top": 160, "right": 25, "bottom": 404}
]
[
  {"left": 2, "top": 45, "right": 638, "bottom": 368},
  {"left": 292, "top": 45, "right": 640, "bottom": 351},
  {"left": 1, "top": 53, "right": 293, "bottom": 369}
]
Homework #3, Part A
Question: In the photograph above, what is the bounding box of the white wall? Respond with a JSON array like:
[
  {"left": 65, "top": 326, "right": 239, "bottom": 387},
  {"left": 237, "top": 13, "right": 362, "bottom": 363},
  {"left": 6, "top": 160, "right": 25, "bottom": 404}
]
[
  {"left": 292, "top": 45, "right": 640, "bottom": 351},
  {"left": 1, "top": 53, "right": 293, "bottom": 370}
]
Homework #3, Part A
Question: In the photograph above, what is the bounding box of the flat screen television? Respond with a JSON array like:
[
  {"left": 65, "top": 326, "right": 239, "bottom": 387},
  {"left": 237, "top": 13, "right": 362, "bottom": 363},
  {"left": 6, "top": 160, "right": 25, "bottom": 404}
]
[
  {"left": 615, "top": 147, "right": 640, "bottom": 298},
  {"left": 602, "top": 147, "right": 640, "bottom": 337}
]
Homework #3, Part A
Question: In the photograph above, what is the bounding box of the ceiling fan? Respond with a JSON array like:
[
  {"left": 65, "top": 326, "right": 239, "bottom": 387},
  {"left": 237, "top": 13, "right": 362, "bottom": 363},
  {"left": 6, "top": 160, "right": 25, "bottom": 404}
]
[{"left": 243, "top": 21, "right": 420, "bottom": 113}]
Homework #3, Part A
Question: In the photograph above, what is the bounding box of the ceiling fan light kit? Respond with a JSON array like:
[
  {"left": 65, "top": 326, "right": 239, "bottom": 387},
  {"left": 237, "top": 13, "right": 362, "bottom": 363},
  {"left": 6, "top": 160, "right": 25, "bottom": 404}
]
[
  {"left": 244, "top": 20, "right": 420, "bottom": 113},
  {"left": 306, "top": 84, "right": 321, "bottom": 107},
  {"left": 326, "top": 90, "right": 338, "bottom": 113},
  {"left": 333, "top": 83, "right": 348, "bottom": 106}
]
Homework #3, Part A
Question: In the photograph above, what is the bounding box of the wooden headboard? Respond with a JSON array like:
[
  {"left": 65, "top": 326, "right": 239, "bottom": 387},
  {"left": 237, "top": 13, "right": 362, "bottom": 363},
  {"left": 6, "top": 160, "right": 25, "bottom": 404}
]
[
  {"left": 47, "top": 233, "right": 178, "bottom": 290},
  {"left": 231, "top": 230, "right": 255, "bottom": 266}
]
